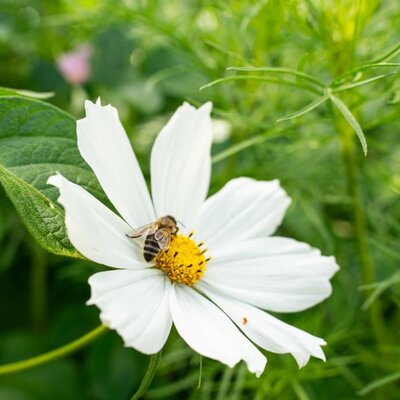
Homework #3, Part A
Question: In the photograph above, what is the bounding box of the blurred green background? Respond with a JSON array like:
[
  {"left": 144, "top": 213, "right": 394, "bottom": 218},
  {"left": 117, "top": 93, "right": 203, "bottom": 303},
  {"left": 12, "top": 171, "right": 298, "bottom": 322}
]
[{"left": 0, "top": 0, "right": 400, "bottom": 399}]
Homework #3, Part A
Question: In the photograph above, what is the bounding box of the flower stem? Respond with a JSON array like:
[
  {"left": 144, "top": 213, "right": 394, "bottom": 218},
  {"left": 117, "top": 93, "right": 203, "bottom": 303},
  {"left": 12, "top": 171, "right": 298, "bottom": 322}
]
[
  {"left": 338, "top": 115, "right": 386, "bottom": 347},
  {"left": 0, "top": 324, "right": 108, "bottom": 375},
  {"left": 130, "top": 351, "right": 162, "bottom": 400},
  {"left": 31, "top": 247, "right": 47, "bottom": 332}
]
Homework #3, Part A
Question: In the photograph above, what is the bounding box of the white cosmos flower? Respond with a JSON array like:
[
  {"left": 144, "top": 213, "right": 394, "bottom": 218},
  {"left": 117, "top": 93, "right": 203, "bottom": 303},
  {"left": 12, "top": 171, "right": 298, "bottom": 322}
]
[{"left": 48, "top": 99, "right": 339, "bottom": 377}]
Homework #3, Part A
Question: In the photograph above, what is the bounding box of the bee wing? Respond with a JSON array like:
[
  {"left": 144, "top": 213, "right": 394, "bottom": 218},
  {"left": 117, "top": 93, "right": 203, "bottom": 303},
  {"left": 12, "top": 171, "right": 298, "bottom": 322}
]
[
  {"left": 154, "top": 228, "right": 172, "bottom": 250},
  {"left": 126, "top": 223, "right": 157, "bottom": 238}
]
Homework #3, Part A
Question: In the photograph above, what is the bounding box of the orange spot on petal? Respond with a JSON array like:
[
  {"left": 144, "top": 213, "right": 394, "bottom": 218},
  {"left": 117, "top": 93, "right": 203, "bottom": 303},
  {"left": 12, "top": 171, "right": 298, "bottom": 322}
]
[{"left": 242, "top": 317, "right": 248, "bottom": 325}]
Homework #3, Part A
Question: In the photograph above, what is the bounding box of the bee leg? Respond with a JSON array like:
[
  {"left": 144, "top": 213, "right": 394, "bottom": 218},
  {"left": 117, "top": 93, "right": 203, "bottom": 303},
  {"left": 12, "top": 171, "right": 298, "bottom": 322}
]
[{"left": 126, "top": 232, "right": 141, "bottom": 238}]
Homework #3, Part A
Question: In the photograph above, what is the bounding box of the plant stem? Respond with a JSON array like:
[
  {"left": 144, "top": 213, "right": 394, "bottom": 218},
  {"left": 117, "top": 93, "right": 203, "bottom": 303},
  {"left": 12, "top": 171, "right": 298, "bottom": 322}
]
[
  {"left": 130, "top": 351, "right": 162, "bottom": 400},
  {"left": 0, "top": 324, "right": 108, "bottom": 375},
  {"left": 339, "top": 118, "right": 386, "bottom": 347},
  {"left": 31, "top": 247, "right": 47, "bottom": 332}
]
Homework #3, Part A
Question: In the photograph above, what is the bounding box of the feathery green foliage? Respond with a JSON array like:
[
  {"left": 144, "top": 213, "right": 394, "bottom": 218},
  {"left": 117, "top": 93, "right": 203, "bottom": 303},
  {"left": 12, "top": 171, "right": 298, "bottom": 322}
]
[{"left": 0, "top": 1, "right": 399, "bottom": 399}]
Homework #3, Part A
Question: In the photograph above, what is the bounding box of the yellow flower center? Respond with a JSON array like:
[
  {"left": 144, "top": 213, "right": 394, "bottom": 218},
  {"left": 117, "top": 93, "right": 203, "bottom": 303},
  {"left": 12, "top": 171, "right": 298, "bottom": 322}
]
[{"left": 155, "top": 233, "right": 209, "bottom": 286}]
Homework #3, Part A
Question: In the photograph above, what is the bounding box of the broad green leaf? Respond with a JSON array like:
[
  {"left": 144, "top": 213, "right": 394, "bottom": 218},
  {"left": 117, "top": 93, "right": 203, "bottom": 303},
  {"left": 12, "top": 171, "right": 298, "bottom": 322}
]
[
  {"left": 0, "top": 165, "right": 78, "bottom": 257},
  {"left": 0, "top": 95, "right": 104, "bottom": 257},
  {"left": 330, "top": 95, "right": 368, "bottom": 156}
]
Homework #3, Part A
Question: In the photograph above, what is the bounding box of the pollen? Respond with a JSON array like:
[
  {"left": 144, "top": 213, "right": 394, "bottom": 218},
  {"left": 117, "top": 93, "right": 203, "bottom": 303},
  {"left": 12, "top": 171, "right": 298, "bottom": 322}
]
[{"left": 155, "top": 233, "right": 209, "bottom": 286}]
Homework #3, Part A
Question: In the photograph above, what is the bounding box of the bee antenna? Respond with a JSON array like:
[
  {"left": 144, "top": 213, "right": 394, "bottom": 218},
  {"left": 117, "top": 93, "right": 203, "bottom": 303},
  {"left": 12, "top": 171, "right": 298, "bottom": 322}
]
[{"left": 177, "top": 220, "right": 186, "bottom": 228}]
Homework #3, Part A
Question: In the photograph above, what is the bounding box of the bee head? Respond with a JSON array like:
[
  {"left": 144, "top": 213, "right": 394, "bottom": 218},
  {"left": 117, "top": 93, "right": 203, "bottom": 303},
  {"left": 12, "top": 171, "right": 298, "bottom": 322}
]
[
  {"left": 162, "top": 215, "right": 179, "bottom": 234},
  {"left": 165, "top": 215, "right": 177, "bottom": 225}
]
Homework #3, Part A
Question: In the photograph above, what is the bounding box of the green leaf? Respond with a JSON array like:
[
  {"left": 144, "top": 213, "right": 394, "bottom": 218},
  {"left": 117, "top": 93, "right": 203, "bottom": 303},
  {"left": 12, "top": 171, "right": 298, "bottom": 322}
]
[
  {"left": 227, "top": 66, "right": 325, "bottom": 88},
  {"left": 368, "top": 41, "right": 400, "bottom": 64},
  {"left": 0, "top": 86, "right": 54, "bottom": 99},
  {"left": 0, "top": 96, "right": 104, "bottom": 257},
  {"left": 332, "top": 62, "right": 400, "bottom": 86},
  {"left": 332, "top": 72, "right": 398, "bottom": 92},
  {"left": 329, "top": 95, "right": 368, "bottom": 156},
  {"left": 200, "top": 75, "right": 321, "bottom": 94},
  {"left": 277, "top": 95, "right": 328, "bottom": 122},
  {"left": 0, "top": 165, "right": 78, "bottom": 257}
]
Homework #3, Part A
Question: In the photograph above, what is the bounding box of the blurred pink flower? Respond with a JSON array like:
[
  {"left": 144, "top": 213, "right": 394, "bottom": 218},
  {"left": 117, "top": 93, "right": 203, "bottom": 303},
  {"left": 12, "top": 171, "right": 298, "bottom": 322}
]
[{"left": 57, "top": 44, "right": 92, "bottom": 85}]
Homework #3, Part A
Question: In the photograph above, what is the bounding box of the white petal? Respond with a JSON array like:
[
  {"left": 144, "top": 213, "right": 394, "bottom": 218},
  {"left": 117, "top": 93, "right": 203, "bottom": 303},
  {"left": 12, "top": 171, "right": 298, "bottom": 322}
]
[
  {"left": 88, "top": 268, "right": 172, "bottom": 354},
  {"left": 77, "top": 99, "right": 155, "bottom": 228},
  {"left": 169, "top": 284, "right": 266, "bottom": 376},
  {"left": 202, "top": 288, "right": 326, "bottom": 368},
  {"left": 48, "top": 174, "right": 146, "bottom": 269},
  {"left": 150, "top": 102, "right": 213, "bottom": 226},
  {"left": 198, "top": 237, "right": 339, "bottom": 312},
  {"left": 193, "top": 178, "right": 291, "bottom": 251}
]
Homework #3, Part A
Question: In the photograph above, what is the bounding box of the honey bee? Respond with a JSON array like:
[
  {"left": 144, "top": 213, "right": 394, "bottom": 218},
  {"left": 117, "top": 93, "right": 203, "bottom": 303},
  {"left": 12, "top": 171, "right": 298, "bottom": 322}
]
[{"left": 126, "top": 215, "right": 178, "bottom": 262}]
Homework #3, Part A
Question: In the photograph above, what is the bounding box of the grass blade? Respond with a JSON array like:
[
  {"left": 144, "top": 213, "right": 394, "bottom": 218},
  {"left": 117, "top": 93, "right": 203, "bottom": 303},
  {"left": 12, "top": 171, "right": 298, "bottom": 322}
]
[
  {"left": 216, "top": 367, "right": 234, "bottom": 400},
  {"left": 230, "top": 364, "right": 247, "bottom": 400},
  {"left": 358, "top": 370, "right": 400, "bottom": 396},
  {"left": 360, "top": 271, "right": 400, "bottom": 310},
  {"left": 330, "top": 95, "right": 367, "bottom": 156},
  {"left": 146, "top": 375, "right": 198, "bottom": 398},
  {"left": 291, "top": 381, "right": 311, "bottom": 400}
]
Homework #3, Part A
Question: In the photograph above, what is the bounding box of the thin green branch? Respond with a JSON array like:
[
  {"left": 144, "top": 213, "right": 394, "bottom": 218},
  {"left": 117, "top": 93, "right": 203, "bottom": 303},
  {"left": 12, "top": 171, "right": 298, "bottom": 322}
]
[
  {"left": 277, "top": 95, "right": 328, "bottom": 122},
  {"left": 360, "top": 271, "right": 400, "bottom": 311},
  {"left": 291, "top": 380, "right": 311, "bottom": 400},
  {"left": 204, "top": 40, "right": 248, "bottom": 64},
  {"left": 130, "top": 351, "right": 162, "bottom": 400},
  {"left": 197, "top": 355, "right": 203, "bottom": 389},
  {"left": 200, "top": 75, "right": 322, "bottom": 95},
  {"left": 146, "top": 65, "right": 189, "bottom": 90},
  {"left": 216, "top": 367, "right": 234, "bottom": 400},
  {"left": 227, "top": 66, "right": 325, "bottom": 87},
  {"left": 368, "top": 41, "right": 400, "bottom": 64},
  {"left": 332, "top": 72, "right": 398, "bottom": 92},
  {"left": 358, "top": 370, "right": 400, "bottom": 396},
  {"left": 211, "top": 133, "right": 277, "bottom": 164},
  {"left": 334, "top": 105, "right": 386, "bottom": 348},
  {"left": 31, "top": 247, "right": 47, "bottom": 332},
  {"left": 0, "top": 325, "right": 108, "bottom": 375},
  {"left": 230, "top": 364, "right": 247, "bottom": 400},
  {"left": 332, "top": 63, "right": 400, "bottom": 86}
]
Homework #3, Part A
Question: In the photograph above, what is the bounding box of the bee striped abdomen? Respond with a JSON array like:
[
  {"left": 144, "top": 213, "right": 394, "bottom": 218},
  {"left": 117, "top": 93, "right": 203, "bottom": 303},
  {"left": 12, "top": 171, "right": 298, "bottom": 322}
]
[{"left": 143, "top": 234, "right": 161, "bottom": 262}]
